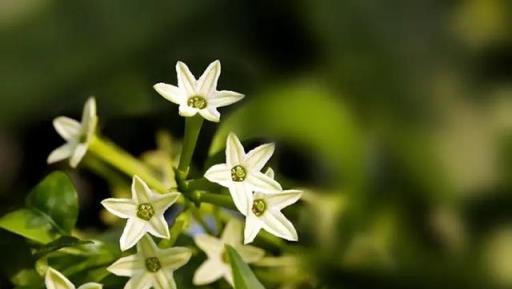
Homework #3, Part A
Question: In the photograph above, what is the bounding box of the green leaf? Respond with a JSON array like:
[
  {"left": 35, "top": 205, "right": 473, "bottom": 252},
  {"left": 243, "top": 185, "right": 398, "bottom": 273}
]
[
  {"left": 225, "top": 245, "right": 266, "bottom": 289},
  {"left": 25, "top": 171, "right": 79, "bottom": 234},
  {"left": 0, "top": 209, "right": 56, "bottom": 243},
  {"left": 33, "top": 236, "right": 93, "bottom": 259}
]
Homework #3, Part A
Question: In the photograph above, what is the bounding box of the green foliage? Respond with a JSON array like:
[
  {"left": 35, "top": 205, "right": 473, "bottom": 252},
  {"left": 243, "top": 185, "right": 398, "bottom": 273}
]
[
  {"left": 0, "top": 172, "right": 92, "bottom": 288},
  {"left": 0, "top": 171, "right": 78, "bottom": 243},
  {"left": 0, "top": 209, "right": 56, "bottom": 244},
  {"left": 226, "top": 245, "right": 266, "bottom": 289},
  {"left": 33, "top": 236, "right": 93, "bottom": 259},
  {"left": 25, "top": 171, "right": 79, "bottom": 235}
]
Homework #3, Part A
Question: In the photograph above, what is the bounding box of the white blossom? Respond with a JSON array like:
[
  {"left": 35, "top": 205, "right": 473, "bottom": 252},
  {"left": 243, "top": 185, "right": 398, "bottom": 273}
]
[
  {"left": 193, "top": 219, "right": 264, "bottom": 286},
  {"left": 244, "top": 168, "right": 302, "bottom": 244},
  {"left": 45, "top": 267, "right": 102, "bottom": 289},
  {"left": 204, "top": 132, "right": 281, "bottom": 214},
  {"left": 101, "top": 176, "right": 180, "bottom": 251},
  {"left": 47, "top": 97, "right": 97, "bottom": 168},
  {"left": 108, "top": 235, "right": 191, "bottom": 289},
  {"left": 154, "top": 60, "right": 244, "bottom": 122}
]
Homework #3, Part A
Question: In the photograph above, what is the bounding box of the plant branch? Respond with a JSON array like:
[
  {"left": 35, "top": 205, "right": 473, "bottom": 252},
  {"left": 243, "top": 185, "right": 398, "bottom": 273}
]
[
  {"left": 177, "top": 115, "right": 204, "bottom": 176},
  {"left": 88, "top": 136, "right": 168, "bottom": 193}
]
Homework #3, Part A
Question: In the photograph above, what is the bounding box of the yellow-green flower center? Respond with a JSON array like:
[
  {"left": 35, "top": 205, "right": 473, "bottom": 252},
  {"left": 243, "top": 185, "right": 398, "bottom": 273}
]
[
  {"left": 231, "top": 165, "right": 247, "bottom": 182},
  {"left": 78, "top": 132, "right": 87, "bottom": 144},
  {"left": 136, "top": 203, "right": 155, "bottom": 221},
  {"left": 221, "top": 250, "right": 230, "bottom": 264},
  {"left": 187, "top": 96, "right": 207, "bottom": 109},
  {"left": 145, "top": 257, "right": 161, "bottom": 272},
  {"left": 252, "top": 199, "right": 266, "bottom": 216}
]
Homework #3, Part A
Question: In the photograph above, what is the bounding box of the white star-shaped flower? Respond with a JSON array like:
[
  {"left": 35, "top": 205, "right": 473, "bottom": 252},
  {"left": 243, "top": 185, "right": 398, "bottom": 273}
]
[
  {"left": 45, "top": 267, "right": 102, "bottom": 289},
  {"left": 153, "top": 60, "right": 244, "bottom": 122},
  {"left": 47, "top": 97, "right": 98, "bottom": 168},
  {"left": 193, "top": 219, "right": 264, "bottom": 286},
  {"left": 244, "top": 168, "right": 302, "bottom": 244},
  {"left": 101, "top": 176, "right": 180, "bottom": 251},
  {"left": 204, "top": 132, "right": 282, "bottom": 214},
  {"left": 108, "top": 235, "right": 191, "bottom": 289}
]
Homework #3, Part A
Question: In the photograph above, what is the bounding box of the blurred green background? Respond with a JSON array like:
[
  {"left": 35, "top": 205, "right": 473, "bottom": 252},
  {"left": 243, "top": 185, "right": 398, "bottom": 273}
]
[{"left": 0, "top": 0, "right": 511, "bottom": 288}]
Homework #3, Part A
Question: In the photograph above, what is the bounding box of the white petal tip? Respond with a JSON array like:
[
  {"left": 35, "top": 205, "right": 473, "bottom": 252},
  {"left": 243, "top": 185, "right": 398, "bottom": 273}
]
[
  {"left": 285, "top": 234, "right": 299, "bottom": 242},
  {"left": 119, "top": 242, "right": 130, "bottom": 252}
]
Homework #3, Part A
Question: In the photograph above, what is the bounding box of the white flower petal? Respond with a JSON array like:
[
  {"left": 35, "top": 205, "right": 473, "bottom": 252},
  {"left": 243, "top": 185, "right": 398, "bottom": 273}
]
[
  {"left": 153, "top": 271, "right": 176, "bottom": 289},
  {"left": 81, "top": 97, "right": 97, "bottom": 138},
  {"left": 101, "top": 198, "right": 136, "bottom": 219},
  {"left": 246, "top": 172, "right": 282, "bottom": 193},
  {"left": 81, "top": 97, "right": 96, "bottom": 127},
  {"left": 178, "top": 105, "right": 198, "bottom": 117},
  {"left": 154, "top": 83, "right": 185, "bottom": 105},
  {"left": 237, "top": 244, "right": 265, "bottom": 263},
  {"left": 192, "top": 259, "right": 225, "bottom": 285},
  {"left": 45, "top": 268, "right": 75, "bottom": 289},
  {"left": 261, "top": 211, "right": 298, "bottom": 241},
  {"left": 53, "top": 116, "right": 81, "bottom": 141},
  {"left": 244, "top": 213, "right": 262, "bottom": 244},
  {"left": 107, "top": 254, "right": 144, "bottom": 276},
  {"left": 226, "top": 132, "right": 245, "bottom": 166},
  {"left": 123, "top": 273, "right": 152, "bottom": 289},
  {"left": 77, "top": 283, "right": 103, "bottom": 289},
  {"left": 47, "top": 143, "right": 74, "bottom": 164},
  {"left": 196, "top": 60, "right": 221, "bottom": 97},
  {"left": 120, "top": 219, "right": 147, "bottom": 251},
  {"left": 176, "top": 61, "right": 196, "bottom": 95},
  {"left": 147, "top": 215, "right": 170, "bottom": 239},
  {"left": 151, "top": 192, "right": 179, "bottom": 213},
  {"left": 228, "top": 182, "right": 252, "bottom": 215},
  {"left": 266, "top": 190, "right": 302, "bottom": 210},
  {"left": 84, "top": 116, "right": 97, "bottom": 145},
  {"left": 245, "top": 143, "right": 275, "bottom": 172},
  {"left": 204, "top": 164, "right": 231, "bottom": 187},
  {"left": 221, "top": 219, "right": 243, "bottom": 246},
  {"left": 194, "top": 234, "right": 224, "bottom": 256},
  {"left": 224, "top": 269, "right": 235, "bottom": 287},
  {"left": 159, "top": 247, "right": 192, "bottom": 270},
  {"left": 131, "top": 176, "right": 151, "bottom": 203},
  {"left": 69, "top": 143, "right": 88, "bottom": 168},
  {"left": 198, "top": 107, "right": 220, "bottom": 122},
  {"left": 265, "top": 167, "right": 275, "bottom": 179},
  {"left": 209, "top": 90, "right": 244, "bottom": 108}
]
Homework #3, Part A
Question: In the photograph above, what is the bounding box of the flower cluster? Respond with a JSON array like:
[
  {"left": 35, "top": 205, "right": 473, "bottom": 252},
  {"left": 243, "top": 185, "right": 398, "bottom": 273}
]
[
  {"left": 205, "top": 134, "right": 303, "bottom": 244},
  {"left": 45, "top": 60, "right": 302, "bottom": 289}
]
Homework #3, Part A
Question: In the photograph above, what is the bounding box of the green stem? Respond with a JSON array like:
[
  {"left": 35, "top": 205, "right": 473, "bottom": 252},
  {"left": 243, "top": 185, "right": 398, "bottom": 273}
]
[
  {"left": 191, "top": 191, "right": 236, "bottom": 210},
  {"left": 159, "top": 212, "right": 189, "bottom": 248},
  {"left": 186, "top": 177, "right": 220, "bottom": 192},
  {"left": 88, "top": 135, "right": 236, "bottom": 210},
  {"left": 177, "top": 115, "right": 204, "bottom": 175},
  {"left": 88, "top": 136, "right": 168, "bottom": 193}
]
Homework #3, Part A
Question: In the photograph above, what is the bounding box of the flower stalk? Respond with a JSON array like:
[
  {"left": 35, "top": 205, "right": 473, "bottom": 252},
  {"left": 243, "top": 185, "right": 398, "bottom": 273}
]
[
  {"left": 89, "top": 135, "right": 236, "bottom": 210},
  {"left": 191, "top": 191, "right": 236, "bottom": 210},
  {"left": 88, "top": 135, "right": 169, "bottom": 193},
  {"left": 177, "top": 115, "right": 204, "bottom": 175}
]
